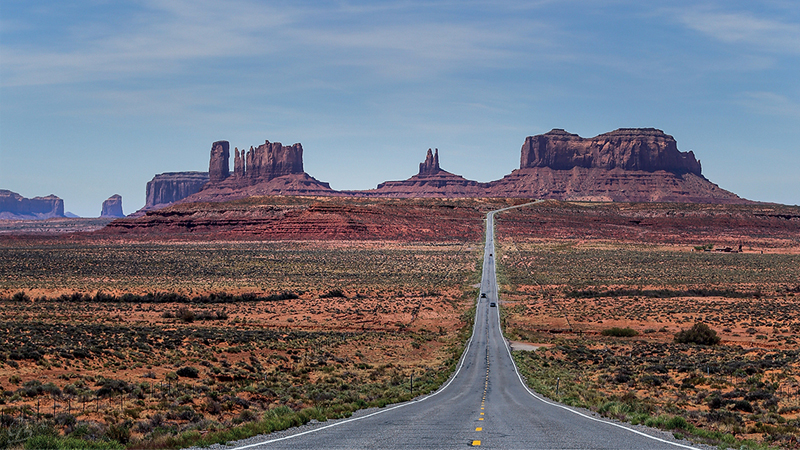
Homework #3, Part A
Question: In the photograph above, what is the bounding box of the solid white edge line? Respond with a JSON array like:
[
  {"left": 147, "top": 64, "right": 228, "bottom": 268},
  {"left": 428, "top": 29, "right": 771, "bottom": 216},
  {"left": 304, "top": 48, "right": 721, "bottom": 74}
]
[
  {"left": 227, "top": 275, "right": 485, "bottom": 449},
  {"left": 489, "top": 209, "right": 701, "bottom": 450}
]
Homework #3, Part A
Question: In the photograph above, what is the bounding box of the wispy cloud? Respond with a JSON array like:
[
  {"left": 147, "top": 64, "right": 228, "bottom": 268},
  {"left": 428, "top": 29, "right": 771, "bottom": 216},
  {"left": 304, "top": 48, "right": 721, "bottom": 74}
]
[
  {"left": 1, "top": 0, "right": 557, "bottom": 87},
  {"left": 0, "top": 0, "right": 293, "bottom": 86},
  {"left": 675, "top": 7, "right": 800, "bottom": 55},
  {"left": 737, "top": 91, "right": 800, "bottom": 118}
]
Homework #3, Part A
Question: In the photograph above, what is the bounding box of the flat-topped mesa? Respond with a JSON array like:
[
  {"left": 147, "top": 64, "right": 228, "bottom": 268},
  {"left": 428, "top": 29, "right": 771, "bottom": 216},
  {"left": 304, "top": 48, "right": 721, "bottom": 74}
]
[
  {"left": 100, "top": 194, "right": 124, "bottom": 218},
  {"left": 418, "top": 148, "right": 441, "bottom": 176},
  {"left": 0, "top": 190, "right": 65, "bottom": 220},
  {"left": 145, "top": 172, "right": 209, "bottom": 208},
  {"left": 520, "top": 128, "right": 702, "bottom": 175}
]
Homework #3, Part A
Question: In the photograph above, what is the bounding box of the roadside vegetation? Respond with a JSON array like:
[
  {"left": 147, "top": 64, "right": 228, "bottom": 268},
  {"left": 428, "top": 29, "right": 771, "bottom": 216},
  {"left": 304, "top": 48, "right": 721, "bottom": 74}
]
[
  {"left": 497, "top": 239, "right": 800, "bottom": 449},
  {"left": 0, "top": 241, "right": 481, "bottom": 449}
]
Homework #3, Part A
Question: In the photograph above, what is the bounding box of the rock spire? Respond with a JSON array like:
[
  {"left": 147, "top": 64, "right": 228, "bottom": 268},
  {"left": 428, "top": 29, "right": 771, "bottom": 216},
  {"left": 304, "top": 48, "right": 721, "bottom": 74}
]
[{"left": 418, "top": 148, "right": 441, "bottom": 176}]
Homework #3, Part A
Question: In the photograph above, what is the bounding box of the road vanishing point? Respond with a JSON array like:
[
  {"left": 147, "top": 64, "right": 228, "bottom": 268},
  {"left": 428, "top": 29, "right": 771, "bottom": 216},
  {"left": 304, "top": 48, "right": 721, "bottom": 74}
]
[{"left": 225, "top": 206, "right": 702, "bottom": 449}]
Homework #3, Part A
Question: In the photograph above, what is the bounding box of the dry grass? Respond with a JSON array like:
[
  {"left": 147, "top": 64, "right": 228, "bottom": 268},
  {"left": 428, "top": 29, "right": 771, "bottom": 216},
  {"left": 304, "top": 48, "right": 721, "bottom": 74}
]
[
  {"left": 497, "top": 238, "right": 800, "bottom": 448},
  {"left": 0, "top": 240, "right": 481, "bottom": 448}
]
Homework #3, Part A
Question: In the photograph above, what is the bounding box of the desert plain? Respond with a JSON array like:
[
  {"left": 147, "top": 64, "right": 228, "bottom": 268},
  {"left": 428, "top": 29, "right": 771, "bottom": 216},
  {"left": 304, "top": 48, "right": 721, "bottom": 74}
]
[{"left": 1, "top": 197, "right": 799, "bottom": 449}]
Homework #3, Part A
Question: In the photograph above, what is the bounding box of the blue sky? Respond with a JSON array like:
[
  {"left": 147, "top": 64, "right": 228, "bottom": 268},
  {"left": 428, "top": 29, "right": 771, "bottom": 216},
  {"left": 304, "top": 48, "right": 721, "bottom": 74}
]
[{"left": 1, "top": 0, "right": 799, "bottom": 216}]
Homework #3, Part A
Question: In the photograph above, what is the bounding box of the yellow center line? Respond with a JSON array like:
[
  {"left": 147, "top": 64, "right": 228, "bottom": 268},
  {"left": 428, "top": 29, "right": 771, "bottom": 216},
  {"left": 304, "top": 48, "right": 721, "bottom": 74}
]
[
  {"left": 476, "top": 427, "right": 483, "bottom": 431},
  {"left": 472, "top": 440, "right": 481, "bottom": 446},
  {"left": 479, "top": 417, "right": 484, "bottom": 421}
]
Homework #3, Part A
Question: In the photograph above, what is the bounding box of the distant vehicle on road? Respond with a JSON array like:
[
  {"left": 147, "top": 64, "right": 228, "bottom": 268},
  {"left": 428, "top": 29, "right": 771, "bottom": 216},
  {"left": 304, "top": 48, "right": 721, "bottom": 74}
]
[
  {"left": 490, "top": 302, "right": 496, "bottom": 307},
  {"left": 480, "top": 293, "right": 487, "bottom": 298}
]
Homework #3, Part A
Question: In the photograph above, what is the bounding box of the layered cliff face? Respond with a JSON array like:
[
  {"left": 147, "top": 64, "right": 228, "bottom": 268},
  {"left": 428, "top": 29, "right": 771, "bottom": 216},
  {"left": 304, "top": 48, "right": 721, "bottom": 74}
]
[
  {"left": 100, "top": 194, "right": 124, "bottom": 218},
  {"left": 185, "top": 139, "right": 332, "bottom": 202},
  {"left": 144, "top": 172, "right": 209, "bottom": 209},
  {"left": 491, "top": 128, "right": 742, "bottom": 203},
  {"left": 234, "top": 141, "right": 304, "bottom": 183},
  {"left": 520, "top": 128, "right": 702, "bottom": 175},
  {"left": 208, "top": 141, "right": 230, "bottom": 182},
  {"left": 208, "top": 139, "right": 305, "bottom": 187},
  {"left": 139, "top": 128, "right": 746, "bottom": 211},
  {"left": 0, "top": 190, "right": 65, "bottom": 220}
]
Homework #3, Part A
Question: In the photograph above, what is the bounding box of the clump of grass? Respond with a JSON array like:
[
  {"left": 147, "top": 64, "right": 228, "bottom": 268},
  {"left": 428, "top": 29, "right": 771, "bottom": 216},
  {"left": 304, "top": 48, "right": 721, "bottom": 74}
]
[{"left": 601, "top": 327, "right": 638, "bottom": 337}]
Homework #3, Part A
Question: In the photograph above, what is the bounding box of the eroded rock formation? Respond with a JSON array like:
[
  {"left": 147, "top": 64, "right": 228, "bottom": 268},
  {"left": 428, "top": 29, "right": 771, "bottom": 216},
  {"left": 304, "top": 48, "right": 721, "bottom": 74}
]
[
  {"left": 185, "top": 139, "right": 332, "bottom": 202},
  {"left": 489, "top": 128, "right": 741, "bottom": 203},
  {"left": 141, "top": 128, "right": 747, "bottom": 209},
  {"left": 209, "top": 141, "right": 230, "bottom": 182},
  {"left": 0, "top": 190, "right": 65, "bottom": 220},
  {"left": 100, "top": 194, "right": 124, "bottom": 218},
  {"left": 234, "top": 141, "right": 304, "bottom": 183},
  {"left": 209, "top": 140, "right": 305, "bottom": 187},
  {"left": 520, "top": 128, "right": 702, "bottom": 174},
  {"left": 144, "top": 172, "right": 209, "bottom": 209},
  {"left": 418, "top": 148, "right": 441, "bottom": 176},
  {"left": 360, "top": 148, "right": 486, "bottom": 197}
]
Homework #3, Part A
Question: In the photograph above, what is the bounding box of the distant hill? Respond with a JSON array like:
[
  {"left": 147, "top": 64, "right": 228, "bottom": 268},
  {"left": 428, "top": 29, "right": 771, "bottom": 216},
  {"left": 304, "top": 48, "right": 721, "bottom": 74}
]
[{"left": 0, "top": 189, "right": 65, "bottom": 220}]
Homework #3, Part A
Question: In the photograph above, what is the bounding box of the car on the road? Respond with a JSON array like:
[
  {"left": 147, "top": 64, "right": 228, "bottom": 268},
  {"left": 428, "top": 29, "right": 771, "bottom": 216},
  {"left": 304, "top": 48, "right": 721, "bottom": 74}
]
[
  {"left": 490, "top": 302, "right": 496, "bottom": 307},
  {"left": 480, "top": 293, "right": 487, "bottom": 298}
]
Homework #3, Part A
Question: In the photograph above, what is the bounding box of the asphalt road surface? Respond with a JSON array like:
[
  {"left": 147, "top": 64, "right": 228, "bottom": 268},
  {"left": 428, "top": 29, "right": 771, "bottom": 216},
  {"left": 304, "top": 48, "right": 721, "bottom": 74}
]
[{"left": 224, "top": 207, "right": 701, "bottom": 449}]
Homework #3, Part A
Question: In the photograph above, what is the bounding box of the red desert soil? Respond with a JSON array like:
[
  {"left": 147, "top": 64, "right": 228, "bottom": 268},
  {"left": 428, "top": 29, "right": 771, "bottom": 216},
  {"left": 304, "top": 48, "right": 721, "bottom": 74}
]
[{"left": 94, "top": 196, "right": 527, "bottom": 242}]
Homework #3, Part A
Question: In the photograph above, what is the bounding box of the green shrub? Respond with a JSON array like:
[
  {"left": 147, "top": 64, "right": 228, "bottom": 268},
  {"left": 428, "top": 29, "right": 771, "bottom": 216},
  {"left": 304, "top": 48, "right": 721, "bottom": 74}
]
[
  {"left": 176, "top": 366, "right": 199, "bottom": 378},
  {"left": 665, "top": 416, "right": 689, "bottom": 430},
  {"left": 601, "top": 327, "right": 638, "bottom": 337},
  {"left": 674, "top": 322, "right": 720, "bottom": 345},
  {"left": 103, "top": 422, "right": 131, "bottom": 445}
]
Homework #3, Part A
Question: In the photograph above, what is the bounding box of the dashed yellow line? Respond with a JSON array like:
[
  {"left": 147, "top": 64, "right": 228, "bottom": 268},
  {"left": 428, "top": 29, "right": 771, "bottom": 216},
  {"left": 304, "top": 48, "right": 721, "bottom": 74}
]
[
  {"left": 476, "top": 427, "right": 482, "bottom": 431},
  {"left": 472, "top": 440, "right": 481, "bottom": 446}
]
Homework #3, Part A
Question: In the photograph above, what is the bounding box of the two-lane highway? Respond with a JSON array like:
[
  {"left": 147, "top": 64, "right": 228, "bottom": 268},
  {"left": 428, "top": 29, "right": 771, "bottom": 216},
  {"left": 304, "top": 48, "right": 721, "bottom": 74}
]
[{"left": 225, "top": 207, "right": 699, "bottom": 449}]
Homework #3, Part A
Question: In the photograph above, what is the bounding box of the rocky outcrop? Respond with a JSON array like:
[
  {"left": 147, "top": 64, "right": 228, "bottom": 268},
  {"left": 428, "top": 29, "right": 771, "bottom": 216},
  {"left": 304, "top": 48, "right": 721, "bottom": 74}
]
[
  {"left": 520, "top": 128, "right": 702, "bottom": 174},
  {"left": 145, "top": 129, "right": 747, "bottom": 207},
  {"left": 359, "top": 149, "right": 487, "bottom": 198},
  {"left": 419, "top": 148, "right": 441, "bottom": 175},
  {"left": 234, "top": 141, "right": 304, "bottom": 183},
  {"left": 100, "top": 194, "right": 124, "bottom": 218},
  {"left": 184, "top": 139, "right": 332, "bottom": 202},
  {"left": 209, "top": 141, "right": 230, "bottom": 182},
  {"left": 0, "top": 190, "right": 65, "bottom": 220},
  {"left": 489, "top": 128, "right": 743, "bottom": 203},
  {"left": 143, "top": 172, "right": 209, "bottom": 211},
  {"left": 486, "top": 166, "right": 744, "bottom": 203},
  {"left": 208, "top": 139, "right": 305, "bottom": 187}
]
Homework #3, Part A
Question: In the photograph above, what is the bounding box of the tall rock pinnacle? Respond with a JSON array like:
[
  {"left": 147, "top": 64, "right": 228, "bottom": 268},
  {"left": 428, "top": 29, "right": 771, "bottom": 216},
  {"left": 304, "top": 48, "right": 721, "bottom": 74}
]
[
  {"left": 418, "top": 148, "right": 441, "bottom": 176},
  {"left": 209, "top": 141, "right": 230, "bottom": 182}
]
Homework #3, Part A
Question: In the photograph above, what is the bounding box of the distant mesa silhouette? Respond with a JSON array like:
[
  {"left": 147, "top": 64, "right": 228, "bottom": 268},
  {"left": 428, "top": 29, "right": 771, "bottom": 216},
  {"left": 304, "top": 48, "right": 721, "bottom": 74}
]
[
  {"left": 0, "top": 189, "right": 65, "bottom": 220},
  {"left": 134, "top": 128, "right": 747, "bottom": 214},
  {"left": 100, "top": 194, "right": 124, "bottom": 218}
]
